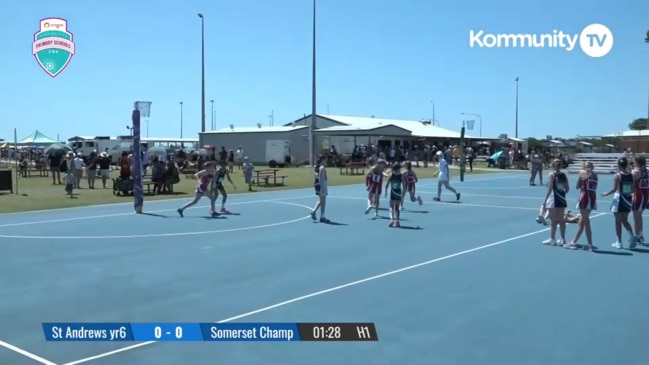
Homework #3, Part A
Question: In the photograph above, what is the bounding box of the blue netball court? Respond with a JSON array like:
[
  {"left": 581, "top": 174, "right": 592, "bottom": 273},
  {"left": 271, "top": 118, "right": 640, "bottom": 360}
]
[{"left": 1, "top": 171, "right": 648, "bottom": 365}]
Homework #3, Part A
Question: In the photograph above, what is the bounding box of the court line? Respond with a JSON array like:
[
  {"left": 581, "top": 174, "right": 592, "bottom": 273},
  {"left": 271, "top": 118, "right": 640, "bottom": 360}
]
[
  {"left": 0, "top": 196, "right": 314, "bottom": 228},
  {"left": 61, "top": 212, "right": 606, "bottom": 365},
  {"left": 327, "top": 195, "right": 539, "bottom": 211},
  {"left": 417, "top": 191, "right": 615, "bottom": 203},
  {"left": 0, "top": 175, "right": 524, "bottom": 227},
  {"left": 0, "top": 201, "right": 313, "bottom": 240},
  {"left": 0, "top": 173, "right": 518, "bottom": 217},
  {"left": 457, "top": 186, "right": 543, "bottom": 190},
  {"left": 0, "top": 340, "right": 57, "bottom": 365}
]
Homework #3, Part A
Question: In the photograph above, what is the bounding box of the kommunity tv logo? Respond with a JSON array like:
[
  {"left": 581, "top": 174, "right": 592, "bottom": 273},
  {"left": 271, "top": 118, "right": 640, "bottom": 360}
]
[{"left": 469, "top": 24, "right": 614, "bottom": 58}]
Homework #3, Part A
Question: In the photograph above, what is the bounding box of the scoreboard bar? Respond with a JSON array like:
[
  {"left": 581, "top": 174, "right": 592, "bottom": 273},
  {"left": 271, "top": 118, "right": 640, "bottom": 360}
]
[{"left": 42, "top": 323, "right": 379, "bottom": 342}]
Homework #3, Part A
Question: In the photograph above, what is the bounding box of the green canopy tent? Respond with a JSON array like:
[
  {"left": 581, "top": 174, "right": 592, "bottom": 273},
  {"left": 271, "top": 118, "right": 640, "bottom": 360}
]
[{"left": 18, "top": 130, "right": 59, "bottom": 145}]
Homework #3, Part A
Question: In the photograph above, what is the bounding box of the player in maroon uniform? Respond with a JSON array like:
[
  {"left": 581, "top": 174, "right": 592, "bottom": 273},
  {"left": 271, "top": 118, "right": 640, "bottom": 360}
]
[
  {"left": 400, "top": 162, "right": 423, "bottom": 210},
  {"left": 364, "top": 160, "right": 386, "bottom": 217},
  {"left": 631, "top": 155, "right": 649, "bottom": 245},
  {"left": 177, "top": 162, "right": 217, "bottom": 217},
  {"left": 564, "top": 162, "right": 597, "bottom": 251}
]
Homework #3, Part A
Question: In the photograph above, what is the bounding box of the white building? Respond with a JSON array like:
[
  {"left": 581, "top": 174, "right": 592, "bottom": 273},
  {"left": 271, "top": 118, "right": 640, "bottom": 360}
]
[{"left": 199, "top": 114, "right": 477, "bottom": 164}]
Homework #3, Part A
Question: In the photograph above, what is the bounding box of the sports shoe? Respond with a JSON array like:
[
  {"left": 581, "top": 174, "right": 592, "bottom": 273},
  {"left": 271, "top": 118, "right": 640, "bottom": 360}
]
[
  {"left": 395, "top": 220, "right": 401, "bottom": 227},
  {"left": 389, "top": 220, "right": 395, "bottom": 227},
  {"left": 542, "top": 238, "right": 556, "bottom": 245},
  {"left": 629, "top": 236, "right": 638, "bottom": 249},
  {"left": 563, "top": 242, "right": 578, "bottom": 250},
  {"left": 611, "top": 242, "right": 623, "bottom": 249},
  {"left": 456, "top": 193, "right": 461, "bottom": 201},
  {"left": 364, "top": 206, "right": 373, "bottom": 214},
  {"left": 220, "top": 208, "right": 230, "bottom": 213},
  {"left": 177, "top": 209, "right": 184, "bottom": 217},
  {"left": 417, "top": 196, "right": 423, "bottom": 205},
  {"left": 433, "top": 197, "right": 441, "bottom": 201},
  {"left": 319, "top": 217, "right": 330, "bottom": 223},
  {"left": 310, "top": 211, "right": 316, "bottom": 221}
]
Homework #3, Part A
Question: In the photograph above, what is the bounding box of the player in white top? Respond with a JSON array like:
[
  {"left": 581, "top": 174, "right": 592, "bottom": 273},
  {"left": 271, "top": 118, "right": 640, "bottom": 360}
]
[
  {"left": 433, "top": 151, "right": 460, "bottom": 202},
  {"left": 311, "top": 156, "right": 330, "bottom": 223}
]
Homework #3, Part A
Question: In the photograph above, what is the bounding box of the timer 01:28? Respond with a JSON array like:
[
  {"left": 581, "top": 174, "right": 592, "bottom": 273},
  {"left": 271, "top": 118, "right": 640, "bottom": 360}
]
[{"left": 312, "top": 325, "right": 341, "bottom": 340}]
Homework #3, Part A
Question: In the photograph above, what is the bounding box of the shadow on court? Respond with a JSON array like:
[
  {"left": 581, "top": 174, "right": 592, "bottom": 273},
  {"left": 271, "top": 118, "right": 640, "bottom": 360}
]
[{"left": 593, "top": 250, "right": 633, "bottom": 256}]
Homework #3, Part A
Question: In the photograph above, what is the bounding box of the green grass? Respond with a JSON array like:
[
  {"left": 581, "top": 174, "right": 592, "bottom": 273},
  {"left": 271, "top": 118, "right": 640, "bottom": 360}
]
[{"left": 0, "top": 163, "right": 495, "bottom": 213}]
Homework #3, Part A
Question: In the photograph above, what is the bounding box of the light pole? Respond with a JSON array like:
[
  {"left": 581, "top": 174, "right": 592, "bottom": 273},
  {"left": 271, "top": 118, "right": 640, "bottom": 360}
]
[
  {"left": 145, "top": 120, "right": 149, "bottom": 138},
  {"left": 430, "top": 101, "right": 437, "bottom": 126},
  {"left": 210, "top": 99, "right": 214, "bottom": 130},
  {"left": 179, "top": 101, "right": 184, "bottom": 138},
  {"left": 461, "top": 112, "right": 482, "bottom": 137},
  {"left": 268, "top": 109, "right": 274, "bottom": 126},
  {"left": 309, "top": 0, "right": 317, "bottom": 166},
  {"left": 198, "top": 13, "right": 206, "bottom": 133},
  {"left": 515, "top": 77, "right": 519, "bottom": 138}
]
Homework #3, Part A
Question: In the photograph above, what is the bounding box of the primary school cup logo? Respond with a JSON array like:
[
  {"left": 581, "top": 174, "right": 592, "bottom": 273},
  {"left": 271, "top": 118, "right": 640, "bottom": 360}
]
[{"left": 32, "top": 18, "right": 76, "bottom": 78}]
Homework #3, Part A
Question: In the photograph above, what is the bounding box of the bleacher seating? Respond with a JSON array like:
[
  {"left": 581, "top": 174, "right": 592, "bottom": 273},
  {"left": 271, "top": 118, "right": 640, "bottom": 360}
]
[{"left": 567, "top": 153, "right": 622, "bottom": 174}]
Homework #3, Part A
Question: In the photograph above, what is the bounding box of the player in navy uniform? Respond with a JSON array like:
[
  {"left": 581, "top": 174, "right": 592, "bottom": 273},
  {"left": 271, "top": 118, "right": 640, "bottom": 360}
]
[
  {"left": 384, "top": 164, "right": 403, "bottom": 227},
  {"left": 211, "top": 161, "right": 236, "bottom": 214},
  {"left": 631, "top": 155, "right": 649, "bottom": 245},
  {"left": 541, "top": 159, "right": 569, "bottom": 246},
  {"left": 602, "top": 157, "right": 634, "bottom": 249}
]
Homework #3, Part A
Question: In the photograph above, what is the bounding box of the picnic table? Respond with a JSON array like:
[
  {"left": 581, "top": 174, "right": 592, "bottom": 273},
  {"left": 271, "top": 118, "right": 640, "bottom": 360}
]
[
  {"left": 20, "top": 165, "right": 49, "bottom": 177},
  {"left": 253, "top": 168, "right": 287, "bottom": 186},
  {"left": 339, "top": 162, "right": 365, "bottom": 175},
  {"left": 180, "top": 166, "right": 197, "bottom": 178}
]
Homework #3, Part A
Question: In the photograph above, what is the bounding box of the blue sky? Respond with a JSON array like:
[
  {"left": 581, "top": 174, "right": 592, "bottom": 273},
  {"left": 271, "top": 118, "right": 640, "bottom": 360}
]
[{"left": 1, "top": 0, "right": 648, "bottom": 142}]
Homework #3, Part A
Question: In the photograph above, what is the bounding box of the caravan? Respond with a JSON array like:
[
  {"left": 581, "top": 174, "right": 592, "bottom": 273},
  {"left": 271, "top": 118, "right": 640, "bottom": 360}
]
[{"left": 67, "top": 136, "right": 121, "bottom": 156}]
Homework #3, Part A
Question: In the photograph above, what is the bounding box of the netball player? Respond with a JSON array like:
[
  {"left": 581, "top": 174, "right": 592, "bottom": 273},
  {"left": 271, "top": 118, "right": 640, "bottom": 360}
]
[
  {"left": 541, "top": 159, "right": 569, "bottom": 245},
  {"left": 602, "top": 157, "right": 635, "bottom": 249},
  {"left": 211, "top": 161, "right": 237, "bottom": 214},
  {"left": 401, "top": 162, "right": 423, "bottom": 210},
  {"left": 311, "top": 156, "right": 330, "bottom": 223},
  {"left": 384, "top": 164, "right": 403, "bottom": 227},
  {"left": 631, "top": 155, "right": 649, "bottom": 245},
  {"left": 564, "top": 162, "right": 597, "bottom": 251},
  {"left": 365, "top": 159, "right": 387, "bottom": 217},
  {"left": 177, "top": 162, "right": 217, "bottom": 217},
  {"left": 433, "top": 151, "right": 460, "bottom": 202}
]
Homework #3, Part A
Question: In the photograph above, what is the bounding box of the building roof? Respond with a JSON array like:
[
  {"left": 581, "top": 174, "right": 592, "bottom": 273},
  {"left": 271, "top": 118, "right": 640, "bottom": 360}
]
[
  {"left": 312, "top": 115, "right": 476, "bottom": 139},
  {"left": 603, "top": 130, "right": 649, "bottom": 137},
  {"left": 202, "top": 125, "right": 308, "bottom": 134}
]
